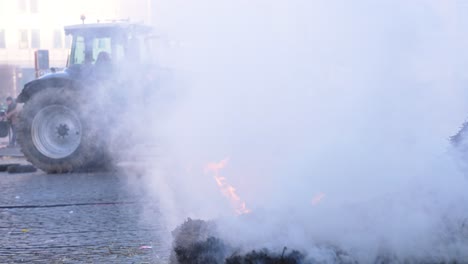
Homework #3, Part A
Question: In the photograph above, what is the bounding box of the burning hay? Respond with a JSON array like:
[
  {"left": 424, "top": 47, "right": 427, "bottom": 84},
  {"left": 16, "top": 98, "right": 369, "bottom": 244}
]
[
  {"left": 205, "top": 158, "right": 251, "bottom": 215},
  {"left": 170, "top": 218, "right": 356, "bottom": 264},
  {"left": 170, "top": 218, "right": 227, "bottom": 264},
  {"left": 225, "top": 248, "right": 307, "bottom": 264}
]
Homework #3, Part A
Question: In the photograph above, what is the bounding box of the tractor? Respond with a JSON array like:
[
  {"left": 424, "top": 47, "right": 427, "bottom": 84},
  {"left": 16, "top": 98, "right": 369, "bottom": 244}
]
[{"left": 16, "top": 22, "right": 157, "bottom": 173}]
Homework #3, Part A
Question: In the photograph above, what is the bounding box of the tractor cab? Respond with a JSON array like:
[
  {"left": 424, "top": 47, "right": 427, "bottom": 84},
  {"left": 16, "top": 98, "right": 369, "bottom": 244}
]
[{"left": 64, "top": 23, "right": 152, "bottom": 79}]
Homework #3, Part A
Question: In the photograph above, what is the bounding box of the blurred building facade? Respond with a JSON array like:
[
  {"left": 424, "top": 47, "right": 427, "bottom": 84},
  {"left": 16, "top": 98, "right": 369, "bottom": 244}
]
[{"left": 0, "top": 0, "right": 153, "bottom": 98}]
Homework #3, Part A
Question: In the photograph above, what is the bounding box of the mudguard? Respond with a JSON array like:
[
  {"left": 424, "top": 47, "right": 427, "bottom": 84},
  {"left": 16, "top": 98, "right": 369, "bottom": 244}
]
[{"left": 17, "top": 73, "right": 83, "bottom": 103}]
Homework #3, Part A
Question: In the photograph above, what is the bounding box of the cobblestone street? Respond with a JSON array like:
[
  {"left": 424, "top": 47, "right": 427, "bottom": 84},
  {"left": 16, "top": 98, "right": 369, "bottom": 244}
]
[{"left": 0, "top": 167, "right": 171, "bottom": 263}]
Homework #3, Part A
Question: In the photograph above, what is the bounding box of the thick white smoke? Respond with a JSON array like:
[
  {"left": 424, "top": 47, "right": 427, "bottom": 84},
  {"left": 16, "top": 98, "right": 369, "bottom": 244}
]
[{"left": 136, "top": 0, "right": 468, "bottom": 261}]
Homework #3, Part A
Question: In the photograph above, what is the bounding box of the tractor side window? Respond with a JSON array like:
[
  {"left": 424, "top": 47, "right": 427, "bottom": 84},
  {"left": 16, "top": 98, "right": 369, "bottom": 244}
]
[
  {"left": 73, "top": 36, "right": 86, "bottom": 64},
  {"left": 127, "top": 37, "right": 140, "bottom": 62},
  {"left": 114, "top": 45, "right": 125, "bottom": 62}
]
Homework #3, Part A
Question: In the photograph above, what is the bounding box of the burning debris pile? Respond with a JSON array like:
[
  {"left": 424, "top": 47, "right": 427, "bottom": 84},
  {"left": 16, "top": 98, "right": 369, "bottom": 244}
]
[
  {"left": 170, "top": 218, "right": 356, "bottom": 264},
  {"left": 168, "top": 217, "right": 468, "bottom": 263},
  {"left": 225, "top": 248, "right": 307, "bottom": 264},
  {"left": 161, "top": 158, "right": 468, "bottom": 263},
  {"left": 170, "top": 218, "right": 227, "bottom": 264}
]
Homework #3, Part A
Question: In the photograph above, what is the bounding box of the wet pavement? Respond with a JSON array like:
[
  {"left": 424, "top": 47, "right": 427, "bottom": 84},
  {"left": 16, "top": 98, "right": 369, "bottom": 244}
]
[{"left": 0, "top": 169, "right": 171, "bottom": 263}]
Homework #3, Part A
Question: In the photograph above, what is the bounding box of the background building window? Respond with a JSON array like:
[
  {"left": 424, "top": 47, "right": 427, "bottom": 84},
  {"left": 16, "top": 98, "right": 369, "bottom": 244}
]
[
  {"left": 31, "top": 29, "right": 40, "bottom": 49},
  {"left": 19, "top": 30, "right": 29, "bottom": 49},
  {"left": 18, "top": 0, "right": 27, "bottom": 12},
  {"left": 53, "top": 30, "right": 63, "bottom": 49},
  {"left": 30, "top": 0, "right": 38, "bottom": 13},
  {"left": 0, "top": 30, "right": 5, "bottom": 48}
]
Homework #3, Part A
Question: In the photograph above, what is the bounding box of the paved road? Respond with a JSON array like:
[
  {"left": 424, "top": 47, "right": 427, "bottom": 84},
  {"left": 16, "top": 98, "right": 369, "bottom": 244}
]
[
  {"left": 0, "top": 146, "right": 23, "bottom": 158},
  {"left": 0, "top": 169, "right": 171, "bottom": 263}
]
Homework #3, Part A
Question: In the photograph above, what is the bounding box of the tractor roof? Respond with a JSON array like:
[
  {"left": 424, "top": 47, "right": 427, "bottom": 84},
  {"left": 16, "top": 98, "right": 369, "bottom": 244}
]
[{"left": 64, "top": 23, "right": 152, "bottom": 35}]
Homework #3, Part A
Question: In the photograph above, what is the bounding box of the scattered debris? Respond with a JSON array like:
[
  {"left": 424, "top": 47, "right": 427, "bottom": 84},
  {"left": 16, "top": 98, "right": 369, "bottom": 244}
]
[
  {"left": 139, "top": 245, "right": 153, "bottom": 249},
  {"left": 7, "top": 164, "right": 37, "bottom": 174},
  {"left": 0, "top": 163, "right": 19, "bottom": 172}
]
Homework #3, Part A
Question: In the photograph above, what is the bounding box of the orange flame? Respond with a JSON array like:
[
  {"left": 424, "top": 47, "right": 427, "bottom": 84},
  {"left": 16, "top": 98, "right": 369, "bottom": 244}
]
[
  {"left": 311, "top": 192, "right": 326, "bottom": 206},
  {"left": 205, "top": 158, "right": 251, "bottom": 215}
]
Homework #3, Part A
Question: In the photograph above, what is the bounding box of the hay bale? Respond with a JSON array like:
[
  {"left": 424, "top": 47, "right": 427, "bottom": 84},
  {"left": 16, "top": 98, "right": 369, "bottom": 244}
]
[
  {"left": 226, "top": 248, "right": 306, "bottom": 264},
  {"left": 174, "top": 236, "right": 227, "bottom": 264},
  {"left": 170, "top": 218, "right": 355, "bottom": 264},
  {"left": 171, "top": 218, "right": 228, "bottom": 264}
]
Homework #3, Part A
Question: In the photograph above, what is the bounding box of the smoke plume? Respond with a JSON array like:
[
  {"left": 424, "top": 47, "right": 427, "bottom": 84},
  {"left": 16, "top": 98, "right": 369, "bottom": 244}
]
[{"left": 126, "top": 0, "right": 468, "bottom": 262}]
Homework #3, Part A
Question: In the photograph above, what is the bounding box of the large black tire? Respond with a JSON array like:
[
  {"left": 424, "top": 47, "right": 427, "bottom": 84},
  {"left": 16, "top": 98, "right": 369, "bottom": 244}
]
[{"left": 17, "top": 87, "right": 110, "bottom": 173}]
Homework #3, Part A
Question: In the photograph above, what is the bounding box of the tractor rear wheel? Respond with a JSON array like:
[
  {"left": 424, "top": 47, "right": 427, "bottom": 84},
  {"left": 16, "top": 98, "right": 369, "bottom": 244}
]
[{"left": 17, "top": 88, "right": 106, "bottom": 173}]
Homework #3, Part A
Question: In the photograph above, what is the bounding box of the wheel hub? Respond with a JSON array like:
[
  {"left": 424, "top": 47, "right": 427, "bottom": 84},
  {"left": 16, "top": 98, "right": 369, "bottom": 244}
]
[
  {"left": 31, "top": 105, "right": 82, "bottom": 159},
  {"left": 56, "top": 124, "right": 70, "bottom": 138}
]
